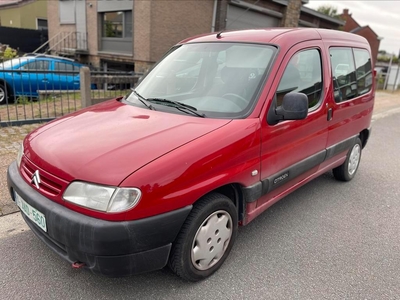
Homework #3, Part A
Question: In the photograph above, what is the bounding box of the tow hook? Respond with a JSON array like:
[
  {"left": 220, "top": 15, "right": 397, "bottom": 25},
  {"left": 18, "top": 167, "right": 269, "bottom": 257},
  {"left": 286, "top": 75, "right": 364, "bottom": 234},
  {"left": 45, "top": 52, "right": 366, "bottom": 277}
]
[{"left": 72, "top": 261, "right": 86, "bottom": 269}]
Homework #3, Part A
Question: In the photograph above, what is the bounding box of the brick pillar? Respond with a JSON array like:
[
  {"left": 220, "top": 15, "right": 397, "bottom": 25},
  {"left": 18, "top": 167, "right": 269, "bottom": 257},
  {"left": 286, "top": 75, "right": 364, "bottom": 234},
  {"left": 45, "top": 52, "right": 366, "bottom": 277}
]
[
  {"left": 281, "top": 0, "right": 302, "bottom": 27},
  {"left": 215, "top": 0, "right": 228, "bottom": 31}
]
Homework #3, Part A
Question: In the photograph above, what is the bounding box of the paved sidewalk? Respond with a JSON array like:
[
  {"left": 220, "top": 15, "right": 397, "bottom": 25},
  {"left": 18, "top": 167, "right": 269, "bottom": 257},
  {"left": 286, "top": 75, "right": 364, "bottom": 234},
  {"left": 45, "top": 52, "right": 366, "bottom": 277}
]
[
  {"left": 0, "top": 124, "right": 42, "bottom": 216},
  {"left": 1, "top": 91, "right": 399, "bottom": 216}
]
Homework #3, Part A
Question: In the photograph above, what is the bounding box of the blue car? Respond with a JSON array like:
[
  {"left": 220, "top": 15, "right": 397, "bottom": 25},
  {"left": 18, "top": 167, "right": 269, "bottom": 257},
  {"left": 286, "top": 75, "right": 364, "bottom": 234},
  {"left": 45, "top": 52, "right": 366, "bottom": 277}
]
[{"left": 0, "top": 54, "right": 87, "bottom": 104}]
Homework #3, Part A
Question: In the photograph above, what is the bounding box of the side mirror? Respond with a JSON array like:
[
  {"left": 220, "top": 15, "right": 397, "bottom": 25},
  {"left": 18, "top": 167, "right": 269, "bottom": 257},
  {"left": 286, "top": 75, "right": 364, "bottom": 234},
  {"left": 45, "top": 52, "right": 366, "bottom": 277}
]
[{"left": 268, "top": 93, "right": 308, "bottom": 125}]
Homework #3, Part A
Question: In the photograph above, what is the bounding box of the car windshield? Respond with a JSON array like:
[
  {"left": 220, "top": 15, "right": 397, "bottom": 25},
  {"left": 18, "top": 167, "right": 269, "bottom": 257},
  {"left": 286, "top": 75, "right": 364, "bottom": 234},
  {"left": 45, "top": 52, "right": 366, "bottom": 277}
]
[{"left": 127, "top": 43, "right": 276, "bottom": 118}]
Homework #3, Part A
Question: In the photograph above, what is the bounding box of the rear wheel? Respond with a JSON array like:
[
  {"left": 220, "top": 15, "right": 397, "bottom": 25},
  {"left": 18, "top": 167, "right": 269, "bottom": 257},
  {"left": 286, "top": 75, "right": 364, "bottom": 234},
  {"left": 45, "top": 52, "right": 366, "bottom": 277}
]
[
  {"left": 168, "top": 193, "right": 238, "bottom": 281},
  {"left": 333, "top": 137, "right": 362, "bottom": 181}
]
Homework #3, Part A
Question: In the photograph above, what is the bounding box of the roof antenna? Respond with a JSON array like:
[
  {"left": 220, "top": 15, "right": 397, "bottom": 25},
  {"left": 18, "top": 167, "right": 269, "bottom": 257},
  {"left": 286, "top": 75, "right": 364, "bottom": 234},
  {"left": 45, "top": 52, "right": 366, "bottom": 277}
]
[{"left": 216, "top": 31, "right": 223, "bottom": 38}]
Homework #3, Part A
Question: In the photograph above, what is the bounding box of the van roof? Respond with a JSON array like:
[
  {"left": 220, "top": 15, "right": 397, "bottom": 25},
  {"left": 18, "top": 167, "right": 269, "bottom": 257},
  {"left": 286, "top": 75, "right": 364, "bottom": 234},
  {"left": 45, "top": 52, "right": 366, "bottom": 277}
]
[{"left": 178, "top": 28, "right": 369, "bottom": 47}]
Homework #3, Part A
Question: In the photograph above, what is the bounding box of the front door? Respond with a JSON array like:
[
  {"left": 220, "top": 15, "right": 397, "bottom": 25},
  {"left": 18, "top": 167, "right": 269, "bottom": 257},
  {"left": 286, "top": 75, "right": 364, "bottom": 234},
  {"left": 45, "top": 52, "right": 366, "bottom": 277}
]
[{"left": 257, "top": 43, "right": 328, "bottom": 209}]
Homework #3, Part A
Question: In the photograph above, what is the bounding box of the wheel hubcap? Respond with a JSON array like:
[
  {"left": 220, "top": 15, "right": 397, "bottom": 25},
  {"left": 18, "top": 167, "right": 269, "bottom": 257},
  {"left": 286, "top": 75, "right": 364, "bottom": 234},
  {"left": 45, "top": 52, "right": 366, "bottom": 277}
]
[
  {"left": 191, "top": 210, "right": 233, "bottom": 271},
  {"left": 0, "top": 88, "right": 4, "bottom": 103},
  {"left": 348, "top": 144, "right": 361, "bottom": 176}
]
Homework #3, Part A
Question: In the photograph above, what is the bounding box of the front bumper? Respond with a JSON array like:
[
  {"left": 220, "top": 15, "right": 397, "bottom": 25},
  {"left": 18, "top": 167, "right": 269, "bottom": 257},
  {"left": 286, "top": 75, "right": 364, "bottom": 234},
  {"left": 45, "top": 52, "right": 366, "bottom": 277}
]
[{"left": 7, "top": 161, "right": 192, "bottom": 277}]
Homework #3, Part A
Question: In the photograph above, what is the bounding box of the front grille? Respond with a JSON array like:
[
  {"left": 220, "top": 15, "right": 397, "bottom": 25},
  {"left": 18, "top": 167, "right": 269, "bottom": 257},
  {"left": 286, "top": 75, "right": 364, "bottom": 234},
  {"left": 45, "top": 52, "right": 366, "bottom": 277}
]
[{"left": 20, "top": 156, "right": 66, "bottom": 200}]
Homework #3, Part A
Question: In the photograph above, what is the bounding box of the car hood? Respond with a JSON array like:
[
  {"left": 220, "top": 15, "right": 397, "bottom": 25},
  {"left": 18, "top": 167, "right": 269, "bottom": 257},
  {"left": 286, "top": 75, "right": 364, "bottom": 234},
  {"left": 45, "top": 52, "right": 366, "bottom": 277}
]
[{"left": 24, "top": 100, "right": 231, "bottom": 185}]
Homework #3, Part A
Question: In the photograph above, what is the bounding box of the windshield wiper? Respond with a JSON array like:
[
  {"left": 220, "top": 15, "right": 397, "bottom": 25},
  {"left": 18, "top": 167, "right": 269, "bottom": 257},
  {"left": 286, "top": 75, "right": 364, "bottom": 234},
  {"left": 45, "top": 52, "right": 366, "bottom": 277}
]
[
  {"left": 131, "top": 89, "right": 156, "bottom": 110},
  {"left": 146, "top": 98, "right": 205, "bottom": 118}
]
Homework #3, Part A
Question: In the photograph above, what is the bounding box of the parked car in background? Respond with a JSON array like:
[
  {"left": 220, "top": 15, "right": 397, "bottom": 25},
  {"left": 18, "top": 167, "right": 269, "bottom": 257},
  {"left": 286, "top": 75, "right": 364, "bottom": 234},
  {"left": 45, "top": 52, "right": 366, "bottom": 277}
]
[
  {"left": 8, "top": 28, "right": 375, "bottom": 281},
  {"left": 0, "top": 54, "right": 87, "bottom": 104}
]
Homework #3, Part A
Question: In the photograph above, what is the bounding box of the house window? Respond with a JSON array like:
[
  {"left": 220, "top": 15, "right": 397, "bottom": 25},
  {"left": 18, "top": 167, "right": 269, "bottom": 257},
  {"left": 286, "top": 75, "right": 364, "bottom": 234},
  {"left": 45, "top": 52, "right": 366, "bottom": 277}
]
[
  {"left": 59, "top": 0, "right": 76, "bottom": 24},
  {"left": 37, "top": 19, "right": 48, "bottom": 30},
  {"left": 102, "top": 11, "right": 132, "bottom": 38}
]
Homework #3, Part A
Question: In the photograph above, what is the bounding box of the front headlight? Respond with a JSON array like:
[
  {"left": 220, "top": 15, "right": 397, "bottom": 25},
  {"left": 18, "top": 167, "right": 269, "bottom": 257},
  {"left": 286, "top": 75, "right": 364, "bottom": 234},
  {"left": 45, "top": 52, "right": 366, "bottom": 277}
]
[
  {"left": 17, "top": 143, "right": 24, "bottom": 168},
  {"left": 63, "top": 182, "right": 141, "bottom": 213}
]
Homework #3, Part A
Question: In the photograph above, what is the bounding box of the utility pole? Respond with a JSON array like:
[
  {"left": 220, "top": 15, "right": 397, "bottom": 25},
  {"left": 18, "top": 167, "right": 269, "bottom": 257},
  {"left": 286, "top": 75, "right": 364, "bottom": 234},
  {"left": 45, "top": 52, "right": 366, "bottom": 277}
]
[
  {"left": 383, "top": 55, "right": 393, "bottom": 90},
  {"left": 393, "top": 61, "right": 400, "bottom": 92}
]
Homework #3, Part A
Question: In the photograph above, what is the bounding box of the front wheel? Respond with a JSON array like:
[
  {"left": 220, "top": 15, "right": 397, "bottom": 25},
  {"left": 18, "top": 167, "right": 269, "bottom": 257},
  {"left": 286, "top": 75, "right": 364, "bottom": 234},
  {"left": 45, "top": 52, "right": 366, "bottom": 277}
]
[
  {"left": 0, "top": 83, "right": 9, "bottom": 105},
  {"left": 333, "top": 137, "right": 362, "bottom": 181},
  {"left": 168, "top": 193, "right": 238, "bottom": 281}
]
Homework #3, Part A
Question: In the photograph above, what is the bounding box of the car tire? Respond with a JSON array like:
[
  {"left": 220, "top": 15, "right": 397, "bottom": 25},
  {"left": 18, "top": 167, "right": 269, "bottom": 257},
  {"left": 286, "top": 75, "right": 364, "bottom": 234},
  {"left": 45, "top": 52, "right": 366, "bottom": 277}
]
[
  {"left": 168, "top": 193, "right": 238, "bottom": 281},
  {"left": 0, "top": 83, "right": 9, "bottom": 105},
  {"left": 333, "top": 137, "right": 362, "bottom": 181}
]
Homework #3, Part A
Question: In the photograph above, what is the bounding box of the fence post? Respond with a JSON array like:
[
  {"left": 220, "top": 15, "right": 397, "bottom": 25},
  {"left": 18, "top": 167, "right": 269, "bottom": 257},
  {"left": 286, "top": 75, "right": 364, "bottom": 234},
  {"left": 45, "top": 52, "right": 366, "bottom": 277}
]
[{"left": 80, "top": 66, "right": 91, "bottom": 108}]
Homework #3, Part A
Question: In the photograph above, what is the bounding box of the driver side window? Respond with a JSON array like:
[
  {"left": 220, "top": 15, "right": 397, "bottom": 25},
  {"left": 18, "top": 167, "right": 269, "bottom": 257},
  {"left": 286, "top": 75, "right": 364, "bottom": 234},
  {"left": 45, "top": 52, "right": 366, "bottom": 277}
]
[{"left": 276, "top": 49, "right": 322, "bottom": 109}]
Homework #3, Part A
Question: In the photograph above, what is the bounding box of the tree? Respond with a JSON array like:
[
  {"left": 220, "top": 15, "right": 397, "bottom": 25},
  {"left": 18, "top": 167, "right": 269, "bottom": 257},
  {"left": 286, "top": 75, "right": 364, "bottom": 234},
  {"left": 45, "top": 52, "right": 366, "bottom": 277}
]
[
  {"left": 0, "top": 45, "right": 18, "bottom": 61},
  {"left": 317, "top": 5, "right": 340, "bottom": 19}
]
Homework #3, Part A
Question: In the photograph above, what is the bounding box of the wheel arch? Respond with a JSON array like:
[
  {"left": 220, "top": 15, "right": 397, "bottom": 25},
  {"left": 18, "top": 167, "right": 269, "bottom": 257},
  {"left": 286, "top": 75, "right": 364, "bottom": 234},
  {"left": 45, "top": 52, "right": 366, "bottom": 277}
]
[
  {"left": 359, "top": 128, "right": 370, "bottom": 149},
  {"left": 0, "top": 79, "right": 14, "bottom": 97},
  {"left": 202, "top": 183, "right": 245, "bottom": 223}
]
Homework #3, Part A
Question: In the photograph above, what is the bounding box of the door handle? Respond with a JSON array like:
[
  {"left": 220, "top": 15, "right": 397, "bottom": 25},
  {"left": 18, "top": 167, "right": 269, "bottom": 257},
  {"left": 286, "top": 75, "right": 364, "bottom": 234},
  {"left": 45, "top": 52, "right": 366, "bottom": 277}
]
[{"left": 327, "top": 108, "right": 333, "bottom": 121}]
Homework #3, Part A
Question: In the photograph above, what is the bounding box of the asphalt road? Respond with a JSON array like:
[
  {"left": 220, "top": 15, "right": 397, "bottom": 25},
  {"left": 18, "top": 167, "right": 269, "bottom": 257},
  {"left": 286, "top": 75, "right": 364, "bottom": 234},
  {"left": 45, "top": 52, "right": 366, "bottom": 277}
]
[{"left": 1, "top": 111, "right": 399, "bottom": 300}]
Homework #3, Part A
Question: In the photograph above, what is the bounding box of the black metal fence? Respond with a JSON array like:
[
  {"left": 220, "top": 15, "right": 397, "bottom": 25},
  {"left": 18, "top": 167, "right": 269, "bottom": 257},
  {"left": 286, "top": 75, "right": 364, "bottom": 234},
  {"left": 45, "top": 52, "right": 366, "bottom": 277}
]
[{"left": 0, "top": 56, "right": 141, "bottom": 127}]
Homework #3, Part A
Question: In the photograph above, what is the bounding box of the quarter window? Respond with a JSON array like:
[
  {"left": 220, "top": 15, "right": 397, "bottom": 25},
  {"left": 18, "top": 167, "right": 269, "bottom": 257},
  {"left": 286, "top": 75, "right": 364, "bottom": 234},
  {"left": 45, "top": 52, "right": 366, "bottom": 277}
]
[
  {"left": 276, "top": 49, "right": 322, "bottom": 109},
  {"left": 354, "top": 49, "right": 373, "bottom": 95},
  {"left": 54, "top": 62, "right": 80, "bottom": 75}
]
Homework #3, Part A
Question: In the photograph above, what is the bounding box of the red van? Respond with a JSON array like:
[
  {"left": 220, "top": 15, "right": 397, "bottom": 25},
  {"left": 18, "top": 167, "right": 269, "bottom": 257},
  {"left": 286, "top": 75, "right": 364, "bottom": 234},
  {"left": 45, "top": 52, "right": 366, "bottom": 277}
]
[{"left": 8, "top": 28, "right": 374, "bottom": 281}]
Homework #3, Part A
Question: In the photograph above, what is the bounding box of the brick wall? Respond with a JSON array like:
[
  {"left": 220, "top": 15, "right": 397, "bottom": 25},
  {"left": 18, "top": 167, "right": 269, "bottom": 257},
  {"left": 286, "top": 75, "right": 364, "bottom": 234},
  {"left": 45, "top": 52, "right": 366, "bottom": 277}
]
[
  {"left": 47, "top": 0, "right": 76, "bottom": 50},
  {"left": 131, "top": 0, "right": 214, "bottom": 71},
  {"left": 149, "top": 0, "right": 214, "bottom": 62},
  {"left": 133, "top": 1, "right": 152, "bottom": 65},
  {"left": 341, "top": 9, "right": 359, "bottom": 32}
]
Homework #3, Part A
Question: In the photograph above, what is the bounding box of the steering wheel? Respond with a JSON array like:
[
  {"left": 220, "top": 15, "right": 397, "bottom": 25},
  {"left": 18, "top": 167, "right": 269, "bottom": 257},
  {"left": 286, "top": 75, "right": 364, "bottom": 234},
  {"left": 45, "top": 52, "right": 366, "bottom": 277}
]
[{"left": 222, "top": 93, "right": 248, "bottom": 108}]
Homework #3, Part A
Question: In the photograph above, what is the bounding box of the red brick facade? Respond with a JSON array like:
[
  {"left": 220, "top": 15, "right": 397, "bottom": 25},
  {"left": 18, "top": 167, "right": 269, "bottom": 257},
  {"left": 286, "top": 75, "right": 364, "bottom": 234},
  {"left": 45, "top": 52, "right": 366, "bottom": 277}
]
[{"left": 340, "top": 9, "right": 381, "bottom": 64}]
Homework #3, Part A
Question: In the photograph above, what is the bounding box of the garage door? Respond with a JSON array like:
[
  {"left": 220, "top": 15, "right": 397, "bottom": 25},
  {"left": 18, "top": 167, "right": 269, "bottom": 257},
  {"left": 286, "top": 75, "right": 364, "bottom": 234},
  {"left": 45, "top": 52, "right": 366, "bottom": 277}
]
[{"left": 226, "top": 4, "right": 280, "bottom": 30}]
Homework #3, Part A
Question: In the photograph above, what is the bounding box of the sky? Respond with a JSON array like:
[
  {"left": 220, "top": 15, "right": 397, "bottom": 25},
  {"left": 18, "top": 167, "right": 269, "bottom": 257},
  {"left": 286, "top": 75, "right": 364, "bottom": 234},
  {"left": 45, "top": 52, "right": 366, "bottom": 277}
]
[{"left": 305, "top": 0, "right": 400, "bottom": 55}]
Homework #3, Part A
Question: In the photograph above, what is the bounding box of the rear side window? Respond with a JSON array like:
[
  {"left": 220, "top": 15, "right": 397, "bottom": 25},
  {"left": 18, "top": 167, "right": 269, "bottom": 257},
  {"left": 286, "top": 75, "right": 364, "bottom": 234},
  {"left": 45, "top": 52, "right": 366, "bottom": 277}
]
[
  {"left": 54, "top": 62, "right": 80, "bottom": 75},
  {"left": 276, "top": 48, "right": 322, "bottom": 109},
  {"left": 354, "top": 49, "right": 373, "bottom": 95},
  {"left": 329, "top": 47, "right": 372, "bottom": 103}
]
